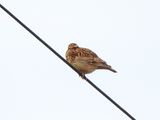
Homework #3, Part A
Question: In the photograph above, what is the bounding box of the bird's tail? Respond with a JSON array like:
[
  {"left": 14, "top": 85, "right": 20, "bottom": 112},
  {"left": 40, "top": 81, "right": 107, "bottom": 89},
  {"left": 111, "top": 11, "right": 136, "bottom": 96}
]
[
  {"left": 97, "top": 64, "right": 117, "bottom": 73},
  {"left": 107, "top": 67, "right": 117, "bottom": 73}
]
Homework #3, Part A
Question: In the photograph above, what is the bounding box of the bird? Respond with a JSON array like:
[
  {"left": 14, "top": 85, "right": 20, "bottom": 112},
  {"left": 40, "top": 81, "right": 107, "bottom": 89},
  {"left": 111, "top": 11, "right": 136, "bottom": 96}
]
[{"left": 65, "top": 43, "right": 117, "bottom": 77}]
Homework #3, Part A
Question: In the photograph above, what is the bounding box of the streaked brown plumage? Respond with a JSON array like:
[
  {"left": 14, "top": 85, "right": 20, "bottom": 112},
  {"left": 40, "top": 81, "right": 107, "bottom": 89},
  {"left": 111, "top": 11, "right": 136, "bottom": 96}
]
[{"left": 65, "top": 43, "right": 117, "bottom": 75}]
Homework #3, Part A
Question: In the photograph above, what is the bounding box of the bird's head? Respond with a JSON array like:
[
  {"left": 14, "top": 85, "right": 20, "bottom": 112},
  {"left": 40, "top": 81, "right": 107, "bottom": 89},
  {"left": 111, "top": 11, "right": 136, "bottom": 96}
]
[{"left": 68, "top": 43, "right": 79, "bottom": 49}]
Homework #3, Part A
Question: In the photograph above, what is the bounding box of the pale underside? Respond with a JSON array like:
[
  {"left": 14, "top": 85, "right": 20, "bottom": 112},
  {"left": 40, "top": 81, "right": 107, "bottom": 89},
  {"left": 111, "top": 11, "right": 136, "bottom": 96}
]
[{"left": 71, "top": 56, "right": 108, "bottom": 74}]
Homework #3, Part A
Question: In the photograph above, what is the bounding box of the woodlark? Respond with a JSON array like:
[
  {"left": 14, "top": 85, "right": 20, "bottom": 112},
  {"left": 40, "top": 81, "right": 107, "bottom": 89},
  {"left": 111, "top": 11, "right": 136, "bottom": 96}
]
[{"left": 66, "top": 43, "right": 117, "bottom": 76}]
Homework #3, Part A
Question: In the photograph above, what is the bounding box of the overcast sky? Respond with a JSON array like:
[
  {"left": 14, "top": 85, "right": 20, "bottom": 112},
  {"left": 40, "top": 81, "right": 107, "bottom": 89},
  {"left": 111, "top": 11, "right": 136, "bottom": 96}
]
[{"left": 0, "top": 0, "right": 160, "bottom": 120}]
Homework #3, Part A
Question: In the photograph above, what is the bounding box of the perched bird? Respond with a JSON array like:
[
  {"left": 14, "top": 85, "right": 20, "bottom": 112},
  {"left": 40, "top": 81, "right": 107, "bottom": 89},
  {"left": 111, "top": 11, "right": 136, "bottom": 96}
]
[{"left": 66, "top": 43, "right": 117, "bottom": 77}]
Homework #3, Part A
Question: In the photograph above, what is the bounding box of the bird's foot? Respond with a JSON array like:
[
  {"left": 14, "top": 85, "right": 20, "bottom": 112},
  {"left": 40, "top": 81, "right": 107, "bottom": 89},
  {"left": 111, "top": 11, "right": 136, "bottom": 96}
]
[{"left": 79, "top": 73, "right": 86, "bottom": 79}]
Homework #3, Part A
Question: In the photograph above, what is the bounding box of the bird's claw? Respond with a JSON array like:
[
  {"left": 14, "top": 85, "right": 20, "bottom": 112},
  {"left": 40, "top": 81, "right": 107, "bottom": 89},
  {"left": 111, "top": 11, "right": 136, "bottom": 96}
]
[{"left": 79, "top": 73, "right": 86, "bottom": 79}]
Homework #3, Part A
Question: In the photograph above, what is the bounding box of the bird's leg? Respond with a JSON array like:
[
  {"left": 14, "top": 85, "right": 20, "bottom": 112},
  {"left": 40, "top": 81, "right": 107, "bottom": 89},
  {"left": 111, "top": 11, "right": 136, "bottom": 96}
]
[{"left": 79, "top": 73, "right": 86, "bottom": 79}]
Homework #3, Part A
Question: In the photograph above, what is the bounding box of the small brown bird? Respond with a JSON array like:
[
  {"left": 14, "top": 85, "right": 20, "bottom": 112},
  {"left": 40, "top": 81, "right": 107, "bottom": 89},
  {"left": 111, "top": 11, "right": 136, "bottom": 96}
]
[{"left": 66, "top": 43, "right": 117, "bottom": 77}]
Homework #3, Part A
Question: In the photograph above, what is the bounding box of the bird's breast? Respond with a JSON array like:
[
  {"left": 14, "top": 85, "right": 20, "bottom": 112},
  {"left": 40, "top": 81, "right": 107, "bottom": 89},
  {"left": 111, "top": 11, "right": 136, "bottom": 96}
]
[{"left": 72, "top": 61, "right": 96, "bottom": 74}]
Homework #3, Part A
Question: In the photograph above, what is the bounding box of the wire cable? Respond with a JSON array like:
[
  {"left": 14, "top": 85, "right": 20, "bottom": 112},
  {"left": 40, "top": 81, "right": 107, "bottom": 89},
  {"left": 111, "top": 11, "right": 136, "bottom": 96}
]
[{"left": 0, "top": 3, "right": 136, "bottom": 120}]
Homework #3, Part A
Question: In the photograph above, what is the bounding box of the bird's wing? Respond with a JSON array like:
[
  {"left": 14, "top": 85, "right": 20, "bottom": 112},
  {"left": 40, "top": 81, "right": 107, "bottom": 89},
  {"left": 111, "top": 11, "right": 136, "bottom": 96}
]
[
  {"left": 75, "top": 47, "right": 106, "bottom": 65},
  {"left": 76, "top": 48, "right": 98, "bottom": 58}
]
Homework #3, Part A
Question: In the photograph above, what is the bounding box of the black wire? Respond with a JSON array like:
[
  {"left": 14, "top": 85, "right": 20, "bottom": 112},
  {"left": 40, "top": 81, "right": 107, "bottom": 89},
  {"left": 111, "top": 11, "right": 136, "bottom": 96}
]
[{"left": 0, "top": 3, "right": 136, "bottom": 120}]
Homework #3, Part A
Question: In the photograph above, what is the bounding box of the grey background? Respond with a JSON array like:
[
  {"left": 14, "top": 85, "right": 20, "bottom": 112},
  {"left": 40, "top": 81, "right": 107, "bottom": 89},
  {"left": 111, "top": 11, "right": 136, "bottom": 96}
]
[{"left": 0, "top": 0, "right": 160, "bottom": 120}]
